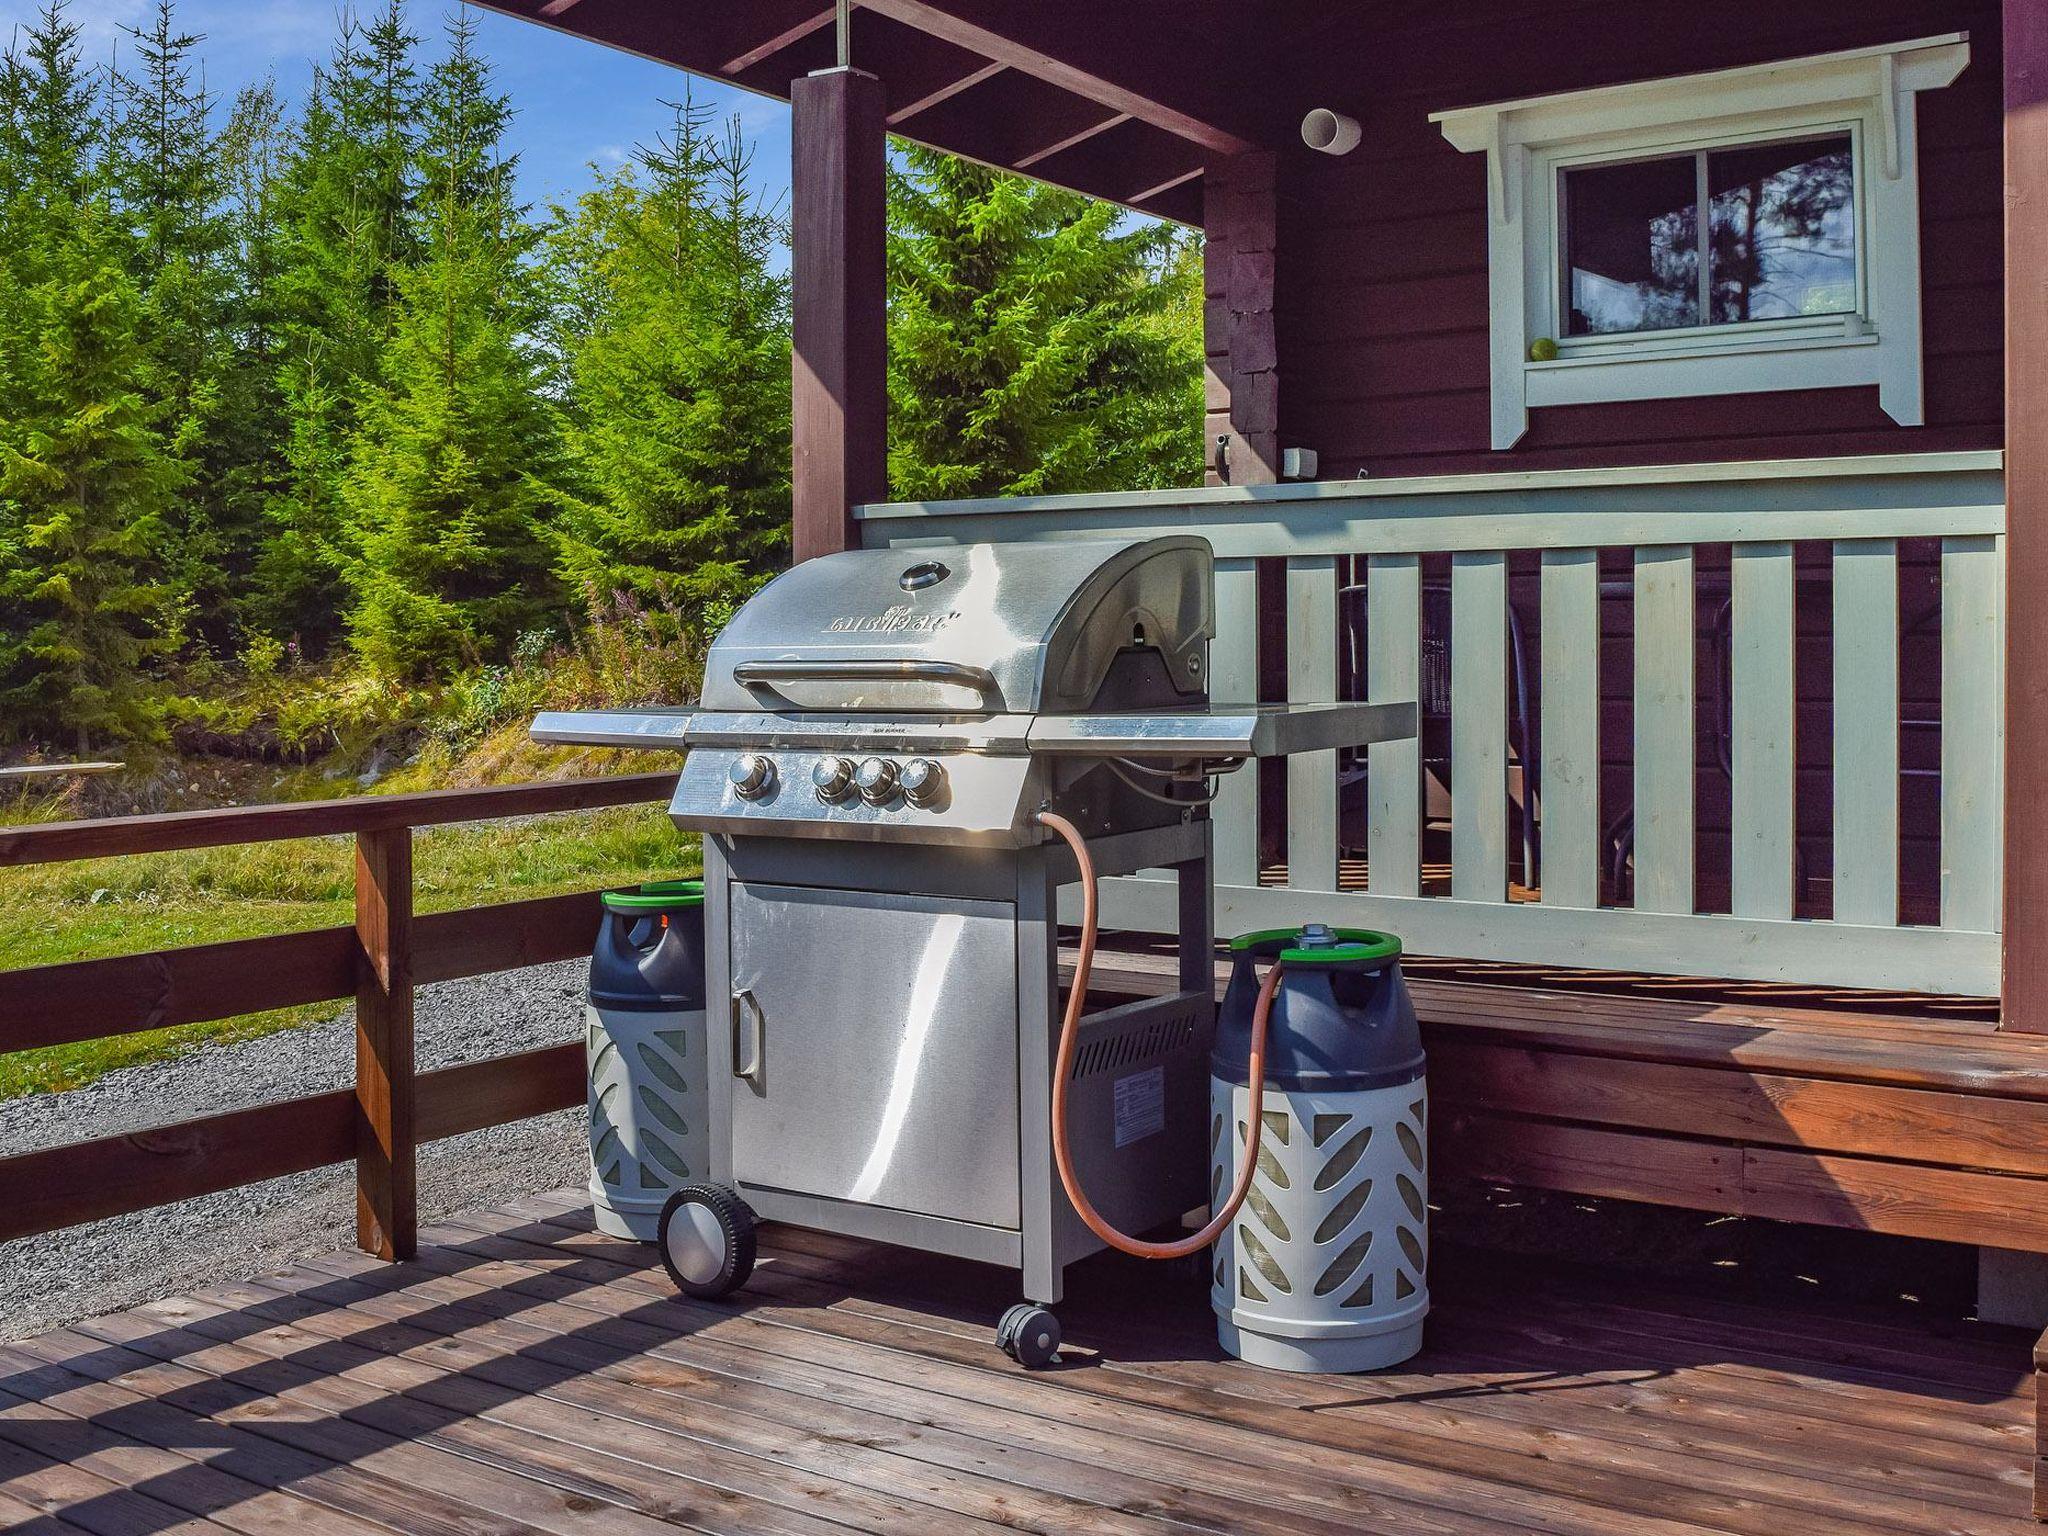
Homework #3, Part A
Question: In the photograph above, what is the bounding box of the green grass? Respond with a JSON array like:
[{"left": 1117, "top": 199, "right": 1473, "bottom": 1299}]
[{"left": 0, "top": 803, "right": 697, "bottom": 1100}]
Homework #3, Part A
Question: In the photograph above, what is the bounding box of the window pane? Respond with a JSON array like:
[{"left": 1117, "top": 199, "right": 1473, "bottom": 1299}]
[
  {"left": 1707, "top": 135, "right": 1855, "bottom": 324},
  {"left": 1564, "top": 155, "right": 1700, "bottom": 335}
]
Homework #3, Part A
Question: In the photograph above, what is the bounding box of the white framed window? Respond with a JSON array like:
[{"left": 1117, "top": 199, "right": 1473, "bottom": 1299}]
[{"left": 1431, "top": 35, "right": 1969, "bottom": 449}]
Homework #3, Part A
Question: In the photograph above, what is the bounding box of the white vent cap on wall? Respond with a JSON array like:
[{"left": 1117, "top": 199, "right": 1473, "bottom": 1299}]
[{"left": 1301, "top": 109, "right": 1361, "bottom": 156}]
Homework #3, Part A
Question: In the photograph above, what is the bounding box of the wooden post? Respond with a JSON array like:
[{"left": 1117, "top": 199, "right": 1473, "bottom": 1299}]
[
  {"left": 354, "top": 825, "right": 416, "bottom": 1258},
  {"left": 791, "top": 65, "right": 887, "bottom": 562},
  {"left": 1203, "top": 150, "right": 1279, "bottom": 487},
  {"left": 2005, "top": 0, "right": 2048, "bottom": 1031}
]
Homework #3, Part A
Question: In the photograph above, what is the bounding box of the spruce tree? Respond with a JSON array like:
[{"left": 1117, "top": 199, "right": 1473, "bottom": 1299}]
[
  {"left": 207, "top": 79, "right": 293, "bottom": 642},
  {"left": 549, "top": 100, "right": 790, "bottom": 621},
  {"left": 256, "top": 3, "right": 418, "bottom": 648},
  {"left": 337, "top": 11, "right": 558, "bottom": 679},
  {"left": 0, "top": 2, "right": 184, "bottom": 750},
  {"left": 111, "top": 0, "right": 239, "bottom": 650},
  {"left": 886, "top": 144, "right": 1202, "bottom": 499}
]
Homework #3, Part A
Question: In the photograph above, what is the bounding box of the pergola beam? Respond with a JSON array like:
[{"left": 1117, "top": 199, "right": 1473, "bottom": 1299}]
[
  {"left": 1015, "top": 110, "right": 1129, "bottom": 170},
  {"left": 1129, "top": 165, "right": 1204, "bottom": 207},
  {"left": 724, "top": 6, "right": 839, "bottom": 74},
  {"left": 887, "top": 59, "right": 1005, "bottom": 124},
  {"left": 855, "top": 0, "right": 1255, "bottom": 153}
]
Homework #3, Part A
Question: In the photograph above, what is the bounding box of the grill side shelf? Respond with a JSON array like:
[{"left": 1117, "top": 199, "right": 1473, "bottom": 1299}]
[
  {"left": 529, "top": 710, "right": 694, "bottom": 749},
  {"left": 1025, "top": 701, "right": 1417, "bottom": 758}
]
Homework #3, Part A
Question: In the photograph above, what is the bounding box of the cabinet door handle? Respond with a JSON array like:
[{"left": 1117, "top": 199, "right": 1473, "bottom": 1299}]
[{"left": 731, "top": 988, "right": 764, "bottom": 1088}]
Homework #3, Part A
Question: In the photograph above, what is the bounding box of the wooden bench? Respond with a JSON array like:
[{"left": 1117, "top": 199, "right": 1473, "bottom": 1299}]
[{"left": 1089, "top": 946, "right": 2048, "bottom": 1254}]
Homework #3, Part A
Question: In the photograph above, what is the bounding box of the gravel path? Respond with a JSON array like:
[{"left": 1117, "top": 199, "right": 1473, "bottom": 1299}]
[{"left": 0, "top": 958, "right": 593, "bottom": 1341}]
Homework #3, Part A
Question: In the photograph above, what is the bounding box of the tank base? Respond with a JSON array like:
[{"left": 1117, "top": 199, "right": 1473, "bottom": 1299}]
[
  {"left": 1218, "top": 1316, "right": 1426, "bottom": 1374},
  {"left": 590, "top": 1186, "right": 663, "bottom": 1242}
]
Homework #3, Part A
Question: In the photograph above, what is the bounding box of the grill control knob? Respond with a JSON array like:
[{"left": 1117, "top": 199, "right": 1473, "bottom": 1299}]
[
  {"left": 812, "top": 756, "right": 857, "bottom": 803},
  {"left": 728, "top": 753, "right": 775, "bottom": 800},
  {"left": 855, "top": 757, "right": 899, "bottom": 805},
  {"left": 900, "top": 757, "right": 945, "bottom": 808}
]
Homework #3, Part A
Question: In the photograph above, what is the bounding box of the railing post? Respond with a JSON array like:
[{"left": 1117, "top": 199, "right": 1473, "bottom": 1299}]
[{"left": 354, "top": 825, "right": 416, "bottom": 1260}]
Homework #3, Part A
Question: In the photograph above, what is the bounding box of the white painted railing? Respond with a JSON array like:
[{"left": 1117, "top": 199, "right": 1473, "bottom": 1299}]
[{"left": 860, "top": 452, "right": 2006, "bottom": 995}]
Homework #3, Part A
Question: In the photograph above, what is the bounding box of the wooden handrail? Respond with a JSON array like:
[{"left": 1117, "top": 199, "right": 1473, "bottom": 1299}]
[
  {"left": 0, "top": 770, "right": 679, "bottom": 866},
  {"left": 0, "top": 772, "right": 681, "bottom": 1255}
]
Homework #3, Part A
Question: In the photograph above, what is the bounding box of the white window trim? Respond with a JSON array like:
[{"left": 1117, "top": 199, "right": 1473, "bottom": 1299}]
[{"left": 1431, "top": 35, "right": 1970, "bottom": 449}]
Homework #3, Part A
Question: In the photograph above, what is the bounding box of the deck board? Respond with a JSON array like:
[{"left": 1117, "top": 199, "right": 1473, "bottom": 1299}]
[{"left": 0, "top": 1193, "right": 2034, "bottom": 1536}]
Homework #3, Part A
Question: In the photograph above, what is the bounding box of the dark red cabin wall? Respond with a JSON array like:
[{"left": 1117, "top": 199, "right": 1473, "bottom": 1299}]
[{"left": 1275, "top": 0, "right": 2005, "bottom": 477}]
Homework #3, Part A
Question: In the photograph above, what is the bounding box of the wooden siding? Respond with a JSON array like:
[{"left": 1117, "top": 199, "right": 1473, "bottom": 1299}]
[{"left": 1270, "top": 0, "right": 2006, "bottom": 476}]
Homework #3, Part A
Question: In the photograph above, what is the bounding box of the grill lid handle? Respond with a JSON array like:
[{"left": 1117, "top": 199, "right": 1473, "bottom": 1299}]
[{"left": 731, "top": 658, "right": 1000, "bottom": 703}]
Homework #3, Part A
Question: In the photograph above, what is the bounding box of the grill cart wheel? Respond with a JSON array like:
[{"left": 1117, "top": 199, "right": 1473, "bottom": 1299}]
[
  {"left": 657, "top": 1183, "right": 756, "bottom": 1299},
  {"left": 997, "top": 1303, "right": 1061, "bottom": 1368}
]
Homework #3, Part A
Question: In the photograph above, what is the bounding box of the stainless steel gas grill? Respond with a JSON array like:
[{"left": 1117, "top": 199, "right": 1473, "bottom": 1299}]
[{"left": 533, "top": 535, "right": 1412, "bottom": 1362}]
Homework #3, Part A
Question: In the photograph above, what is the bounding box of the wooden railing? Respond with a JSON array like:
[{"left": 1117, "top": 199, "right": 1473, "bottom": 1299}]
[
  {"left": 861, "top": 450, "right": 2007, "bottom": 997},
  {"left": 0, "top": 773, "right": 678, "bottom": 1253}
]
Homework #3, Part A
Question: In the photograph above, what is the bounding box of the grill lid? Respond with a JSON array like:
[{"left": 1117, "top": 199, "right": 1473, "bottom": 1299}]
[{"left": 700, "top": 536, "right": 1212, "bottom": 715}]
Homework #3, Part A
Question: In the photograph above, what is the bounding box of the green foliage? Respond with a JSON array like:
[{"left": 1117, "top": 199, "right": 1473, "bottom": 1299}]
[
  {"left": 0, "top": 5, "right": 186, "bottom": 751},
  {"left": 255, "top": 4, "right": 422, "bottom": 644},
  {"left": 886, "top": 143, "right": 1203, "bottom": 500},
  {"left": 0, "top": 0, "right": 1202, "bottom": 758},
  {"left": 337, "top": 12, "right": 560, "bottom": 679},
  {"left": 110, "top": 1, "right": 239, "bottom": 649},
  {"left": 547, "top": 99, "right": 790, "bottom": 623}
]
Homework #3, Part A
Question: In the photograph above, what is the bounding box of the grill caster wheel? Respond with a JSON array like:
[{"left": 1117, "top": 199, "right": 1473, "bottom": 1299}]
[
  {"left": 657, "top": 1183, "right": 756, "bottom": 1299},
  {"left": 997, "top": 1303, "right": 1061, "bottom": 1368}
]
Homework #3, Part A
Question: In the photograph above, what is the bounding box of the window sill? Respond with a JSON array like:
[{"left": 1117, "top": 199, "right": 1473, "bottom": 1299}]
[
  {"left": 1526, "top": 329, "right": 1886, "bottom": 410},
  {"left": 1550, "top": 318, "right": 1875, "bottom": 366}
]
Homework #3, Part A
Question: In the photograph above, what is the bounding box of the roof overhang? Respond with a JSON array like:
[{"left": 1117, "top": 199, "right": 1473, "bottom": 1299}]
[{"left": 465, "top": 0, "right": 1326, "bottom": 223}]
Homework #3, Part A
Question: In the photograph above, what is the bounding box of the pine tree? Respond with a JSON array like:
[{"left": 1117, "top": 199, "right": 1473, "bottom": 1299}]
[
  {"left": 0, "top": 3, "right": 184, "bottom": 750},
  {"left": 548, "top": 100, "right": 790, "bottom": 622},
  {"left": 886, "top": 144, "right": 1202, "bottom": 499},
  {"left": 336, "top": 11, "right": 558, "bottom": 679}
]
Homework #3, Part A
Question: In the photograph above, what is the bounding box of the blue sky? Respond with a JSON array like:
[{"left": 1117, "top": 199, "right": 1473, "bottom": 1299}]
[{"left": 0, "top": 0, "right": 796, "bottom": 216}]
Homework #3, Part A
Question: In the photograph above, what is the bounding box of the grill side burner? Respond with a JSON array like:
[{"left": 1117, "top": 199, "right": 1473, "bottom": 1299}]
[{"left": 531, "top": 536, "right": 1416, "bottom": 1312}]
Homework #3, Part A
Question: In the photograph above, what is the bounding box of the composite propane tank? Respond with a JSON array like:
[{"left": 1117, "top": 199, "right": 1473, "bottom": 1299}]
[
  {"left": 1210, "top": 923, "right": 1428, "bottom": 1372},
  {"left": 586, "top": 882, "right": 709, "bottom": 1240}
]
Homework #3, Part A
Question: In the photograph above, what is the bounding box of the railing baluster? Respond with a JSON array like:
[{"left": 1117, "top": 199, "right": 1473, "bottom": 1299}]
[
  {"left": 1538, "top": 549, "right": 1600, "bottom": 908},
  {"left": 1210, "top": 557, "right": 1261, "bottom": 888},
  {"left": 1367, "top": 553, "right": 1422, "bottom": 897},
  {"left": 1941, "top": 534, "right": 2003, "bottom": 932},
  {"left": 1730, "top": 542, "right": 1797, "bottom": 920},
  {"left": 1633, "top": 546, "right": 1696, "bottom": 914},
  {"left": 1451, "top": 550, "right": 1508, "bottom": 900},
  {"left": 355, "top": 825, "right": 417, "bottom": 1261},
  {"left": 1832, "top": 538, "right": 1900, "bottom": 927},
  {"left": 1286, "top": 554, "right": 1340, "bottom": 891}
]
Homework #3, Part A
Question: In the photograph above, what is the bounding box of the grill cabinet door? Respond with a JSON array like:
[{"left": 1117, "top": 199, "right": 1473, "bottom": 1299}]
[{"left": 727, "top": 883, "right": 1021, "bottom": 1229}]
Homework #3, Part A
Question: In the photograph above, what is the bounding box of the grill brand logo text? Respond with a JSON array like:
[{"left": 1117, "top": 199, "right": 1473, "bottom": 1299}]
[{"left": 826, "top": 604, "right": 957, "bottom": 634}]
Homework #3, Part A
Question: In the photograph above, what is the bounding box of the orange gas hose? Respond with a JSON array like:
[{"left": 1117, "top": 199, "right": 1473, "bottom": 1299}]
[{"left": 1037, "top": 808, "right": 1278, "bottom": 1260}]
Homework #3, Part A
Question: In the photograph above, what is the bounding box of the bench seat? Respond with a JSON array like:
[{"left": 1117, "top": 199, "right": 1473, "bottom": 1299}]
[{"left": 1085, "top": 948, "right": 2048, "bottom": 1255}]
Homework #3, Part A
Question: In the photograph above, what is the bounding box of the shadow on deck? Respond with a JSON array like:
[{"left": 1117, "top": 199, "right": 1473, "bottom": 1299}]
[{"left": 0, "top": 1190, "right": 2037, "bottom": 1535}]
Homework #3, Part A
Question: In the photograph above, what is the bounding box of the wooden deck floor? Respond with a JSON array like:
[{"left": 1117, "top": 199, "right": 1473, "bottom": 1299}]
[{"left": 0, "top": 1191, "right": 2037, "bottom": 1536}]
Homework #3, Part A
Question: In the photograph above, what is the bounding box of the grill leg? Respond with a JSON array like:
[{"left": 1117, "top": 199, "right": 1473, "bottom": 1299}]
[{"left": 1017, "top": 844, "right": 1064, "bottom": 1306}]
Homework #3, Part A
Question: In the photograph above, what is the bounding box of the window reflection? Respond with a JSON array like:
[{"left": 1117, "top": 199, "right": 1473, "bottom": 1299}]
[
  {"left": 1562, "top": 134, "right": 1858, "bottom": 341},
  {"left": 1708, "top": 135, "right": 1856, "bottom": 323},
  {"left": 1565, "top": 156, "right": 1700, "bottom": 335}
]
